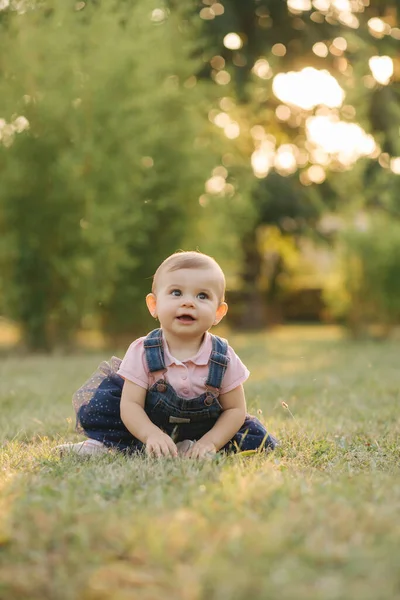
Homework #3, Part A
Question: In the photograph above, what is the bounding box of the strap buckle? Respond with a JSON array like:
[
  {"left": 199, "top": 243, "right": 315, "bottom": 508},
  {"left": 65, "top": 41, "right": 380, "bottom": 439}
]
[{"left": 204, "top": 384, "right": 219, "bottom": 406}]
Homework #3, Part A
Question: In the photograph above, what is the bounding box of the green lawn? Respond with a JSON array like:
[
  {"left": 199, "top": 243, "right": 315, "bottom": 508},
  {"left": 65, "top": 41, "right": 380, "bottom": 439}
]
[{"left": 1, "top": 326, "right": 399, "bottom": 600}]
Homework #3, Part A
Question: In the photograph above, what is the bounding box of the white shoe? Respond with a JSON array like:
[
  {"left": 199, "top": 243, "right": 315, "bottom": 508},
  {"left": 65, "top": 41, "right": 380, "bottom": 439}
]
[
  {"left": 56, "top": 439, "right": 109, "bottom": 456},
  {"left": 176, "top": 439, "right": 195, "bottom": 456}
]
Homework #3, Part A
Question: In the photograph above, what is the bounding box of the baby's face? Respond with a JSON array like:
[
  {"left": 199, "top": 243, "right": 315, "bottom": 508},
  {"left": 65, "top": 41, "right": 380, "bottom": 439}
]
[{"left": 150, "top": 266, "right": 226, "bottom": 338}]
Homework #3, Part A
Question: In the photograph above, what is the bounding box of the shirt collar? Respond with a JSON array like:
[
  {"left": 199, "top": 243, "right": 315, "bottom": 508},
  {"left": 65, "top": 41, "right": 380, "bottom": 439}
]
[{"left": 162, "top": 331, "right": 212, "bottom": 366}]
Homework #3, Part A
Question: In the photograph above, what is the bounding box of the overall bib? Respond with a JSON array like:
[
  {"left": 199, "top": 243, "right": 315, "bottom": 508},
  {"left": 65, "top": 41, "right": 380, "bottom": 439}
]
[{"left": 75, "top": 329, "right": 278, "bottom": 453}]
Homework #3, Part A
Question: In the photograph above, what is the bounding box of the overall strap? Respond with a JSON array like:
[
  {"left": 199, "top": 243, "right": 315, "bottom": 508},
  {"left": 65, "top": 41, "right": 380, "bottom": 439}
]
[
  {"left": 205, "top": 335, "right": 230, "bottom": 397},
  {"left": 143, "top": 329, "right": 166, "bottom": 375}
]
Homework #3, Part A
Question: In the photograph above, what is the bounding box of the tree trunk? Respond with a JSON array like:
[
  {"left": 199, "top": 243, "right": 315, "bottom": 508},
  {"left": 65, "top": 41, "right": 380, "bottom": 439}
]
[{"left": 238, "top": 231, "right": 266, "bottom": 329}]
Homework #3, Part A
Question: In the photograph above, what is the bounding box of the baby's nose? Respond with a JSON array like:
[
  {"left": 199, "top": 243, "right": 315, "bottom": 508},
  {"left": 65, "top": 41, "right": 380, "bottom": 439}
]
[{"left": 181, "top": 296, "right": 195, "bottom": 306}]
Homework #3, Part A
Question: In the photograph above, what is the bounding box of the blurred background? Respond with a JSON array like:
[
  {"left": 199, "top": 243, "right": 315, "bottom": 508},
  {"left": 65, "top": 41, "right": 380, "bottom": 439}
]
[{"left": 0, "top": 0, "right": 399, "bottom": 352}]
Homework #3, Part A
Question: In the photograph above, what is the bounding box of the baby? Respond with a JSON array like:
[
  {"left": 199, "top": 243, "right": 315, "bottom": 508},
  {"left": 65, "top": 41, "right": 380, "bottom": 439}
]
[{"left": 60, "top": 251, "right": 277, "bottom": 458}]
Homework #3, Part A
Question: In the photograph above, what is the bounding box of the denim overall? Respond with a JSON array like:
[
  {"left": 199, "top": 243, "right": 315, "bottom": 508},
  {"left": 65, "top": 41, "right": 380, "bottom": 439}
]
[{"left": 77, "top": 328, "right": 277, "bottom": 453}]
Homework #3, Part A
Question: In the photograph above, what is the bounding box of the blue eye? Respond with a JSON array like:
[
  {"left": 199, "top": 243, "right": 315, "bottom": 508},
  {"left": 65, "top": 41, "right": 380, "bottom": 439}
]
[
  {"left": 197, "top": 292, "right": 209, "bottom": 300},
  {"left": 171, "top": 289, "right": 181, "bottom": 297}
]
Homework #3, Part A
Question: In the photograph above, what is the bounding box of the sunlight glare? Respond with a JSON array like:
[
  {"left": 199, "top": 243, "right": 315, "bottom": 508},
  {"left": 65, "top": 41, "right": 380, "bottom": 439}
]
[
  {"left": 252, "top": 59, "right": 272, "bottom": 80},
  {"left": 224, "top": 122, "right": 240, "bottom": 139},
  {"left": 312, "top": 42, "right": 329, "bottom": 57},
  {"left": 312, "top": 0, "right": 360, "bottom": 10},
  {"left": 276, "top": 105, "right": 291, "bottom": 121},
  {"left": 250, "top": 125, "right": 267, "bottom": 140},
  {"left": 306, "top": 116, "right": 376, "bottom": 165},
  {"left": 368, "top": 18, "right": 388, "bottom": 36},
  {"left": 287, "top": 0, "right": 312, "bottom": 11},
  {"left": 272, "top": 44, "right": 287, "bottom": 57},
  {"left": 311, "top": 148, "right": 330, "bottom": 166},
  {"left": 369, "top": 56, "right": 393, "bottom": 85},
  {"left": 151, "top": 8, "right": 167, "bottom": 22},
  {"left": 214, "top": 71, "right": 231, "bottom": 85},
  {"left": 205, "top": 175, "right": 226, "bottom": 194},
  {"left": 332, "top": 37, "right": 347, "bottom": 51},
  {"left": 200, "top": 7, "right": 215, "bottom": 20},
  {"left": 312, "top": 0, "right": 330, "bottom": 9},
  {"left": 220, "top": 97, "right": 235, "bottom": 111},
  {"left": 307, "top": 164, "right": 326, "bottom": 183},
  {"left": 391, "top": 28, "right": 400, "bottom": 40},
  {"left": 251, "top": 153, "right": 272, "bottom": 178},
  {"left": 338, "top": 12, "right": 359, "bottom": 28},
  {"left": 334, "top": 0, "right": 351, "bottom": 10},
  {"left": 275, "top": 145, "right": 298, "bottom": 174},
  {"left": 223, "top": 33, "right": 243, "bottom": 50},
  {"left": 273, "top": 67, "right": 345, "bottom": 110},
  {"left": 212, "top": 165, "right": 228, "bottom": 178},
  {"left": 213, "top": 112, "right": 230, "bottom": 128},
  {"left": 211, "top": 111, "right": 240, "bottom": 139},
  {"left": 0, "top": 115, "right": 29, "bottom": 147},
  {"left": 251, "top": 141, "right": 275, "bottom": 178},
  {"left": 213, "top": 4, "right": 225, "bottom": 16},
  {"left": 210, "top": 56, "right": 225, "bottom": 70},
  {"left": 13, "top": 116, "right": 29, "bottom": 133},
  {"left": 378, "top": 153, "right": 391, "bottom": 169},
  {"left": 390, "top": 157, "right": 400, "bottom": 175}
]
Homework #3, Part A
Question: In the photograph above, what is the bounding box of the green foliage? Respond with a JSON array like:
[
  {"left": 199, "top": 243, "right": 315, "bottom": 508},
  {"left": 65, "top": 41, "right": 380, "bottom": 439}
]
[
  {"left": 191, "top": 1, "right": 400, "bottom": 325},
  {"left": 324, "top": 214, "right": 400, "bottom": 335},
  {"left": 0, "top": 0, "right": 215, "bottom": 349},
  {"left": 1, "top": 0, "right": 400, "bottom": 343}
]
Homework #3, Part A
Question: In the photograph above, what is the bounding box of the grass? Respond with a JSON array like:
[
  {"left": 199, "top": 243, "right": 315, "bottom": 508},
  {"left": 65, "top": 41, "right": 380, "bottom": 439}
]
[{"left": 0, "top": 325, "right": 399, "bottom": 600}]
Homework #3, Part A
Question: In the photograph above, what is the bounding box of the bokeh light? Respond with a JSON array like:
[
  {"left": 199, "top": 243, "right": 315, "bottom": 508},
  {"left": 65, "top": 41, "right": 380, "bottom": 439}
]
[
  {"left": 0, "top": 115, "right": 29, "bottom": 147},
  {"left": 272, "top": 44, "right": 287, "bottom": 57},
  {"left": 369, "top": 56, "right": 393, "bottom": 85},
  {"left": 276, "top": 105, "right": 291, "bottom": 121},
  {"left": 251, "top": 140, "right": 275, "bottom": 178},
  {"left": 252, "top": 59, "right": 272, "bottom": 80},
  {"left": 205, "top": 175, "right": 226, "bottom": 194},
  {"left": 273, "top": 67, "right": 345, "bottom": 110},
  {"left": 390, "top": 157, "right": 400, "bottom": 175},
  {"left": 214, "top": 71, "right": 231, "bottom": 85},
  {"left": 151, "top": 8, "right": 167, "bottom": 23},
  {"left": 200, "top": 7, "right": 215, "bottom": 20},
  {"left": 288, "top": 0, "right": 312, "bottom": 10},
  {"left": 368, "top": 18, "right": 392, "bottom": 39},
  {"left": 213, "top": 112, "right": 230, "bottom": 128},
  {"left": 307, "top": 164, "right": 326, "bottom": 184},
  {"left": 274, "top": 145, "right": 298, "bottom": 174},
  {"left": 224, "top": 122, "right": 240, "bottom": 139},
  {"left": 223, "top": 33, "right": 243, "bottom": 50},
  {"left": 312, "top": 42, "right": 329, "bottom": 58},
  {"left": 306, "top": 116, "right": 376, "bottom": 165}
]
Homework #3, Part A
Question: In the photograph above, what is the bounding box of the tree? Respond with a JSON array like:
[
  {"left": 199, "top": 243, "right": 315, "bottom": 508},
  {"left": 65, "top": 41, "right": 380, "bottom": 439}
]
[
  {"left": 178, "top": 0, "right": 400, "bottom": 326},
  {"left": 0, "top": 1, "right": 216, "bottom": 350}
]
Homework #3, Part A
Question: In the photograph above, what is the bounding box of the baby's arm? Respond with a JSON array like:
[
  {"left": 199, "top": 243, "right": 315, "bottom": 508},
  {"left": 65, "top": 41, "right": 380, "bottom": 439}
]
[
  {"left": 186, "top": 385, "right": 246, "bottom": 459},
  {"left": 120, "top": 380, "right": 178, "bottom": 457}
]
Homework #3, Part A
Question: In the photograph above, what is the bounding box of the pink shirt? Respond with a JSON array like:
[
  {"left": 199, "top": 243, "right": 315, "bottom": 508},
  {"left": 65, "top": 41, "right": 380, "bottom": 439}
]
[{"left": 117, "top": 331, "right": 250, "bottom": 399}]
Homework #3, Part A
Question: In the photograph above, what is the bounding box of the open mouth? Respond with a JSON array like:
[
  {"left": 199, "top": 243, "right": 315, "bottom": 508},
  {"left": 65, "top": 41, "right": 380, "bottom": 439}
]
[{"left": 177, "top": 315, "right": 195, "bottom": 322}]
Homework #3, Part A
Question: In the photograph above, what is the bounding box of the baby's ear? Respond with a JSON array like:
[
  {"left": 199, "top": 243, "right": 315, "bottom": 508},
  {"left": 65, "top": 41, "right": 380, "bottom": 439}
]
[
  {"left": 214, "top": 302, "right": 228, "bottom": 325},
  {"left": 146, "top": 293, "right": 157, "bottom": 318}
]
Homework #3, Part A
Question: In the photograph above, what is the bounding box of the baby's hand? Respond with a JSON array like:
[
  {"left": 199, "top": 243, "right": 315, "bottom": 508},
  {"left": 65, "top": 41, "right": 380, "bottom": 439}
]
[
  {"left": 145, "top": 431, "right": 178, "bottom": 458},
  {"left": 186, "top": 440, "right": 217, "bottom": 460}
]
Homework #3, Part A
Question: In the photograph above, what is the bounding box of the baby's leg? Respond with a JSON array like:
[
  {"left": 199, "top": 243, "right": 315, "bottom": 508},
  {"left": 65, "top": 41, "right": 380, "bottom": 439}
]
[
  {"left": 76, "top": 375, "right": 143, "bottom": 452},
  {"left": 224, "top": 414, "right": 278, "bottom": 453}
]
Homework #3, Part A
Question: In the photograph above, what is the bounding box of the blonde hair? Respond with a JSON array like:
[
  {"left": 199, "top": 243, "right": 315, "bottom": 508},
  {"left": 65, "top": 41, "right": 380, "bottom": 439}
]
[{"left": 152, "top": 251, "right": 226, "bottom": 301}]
